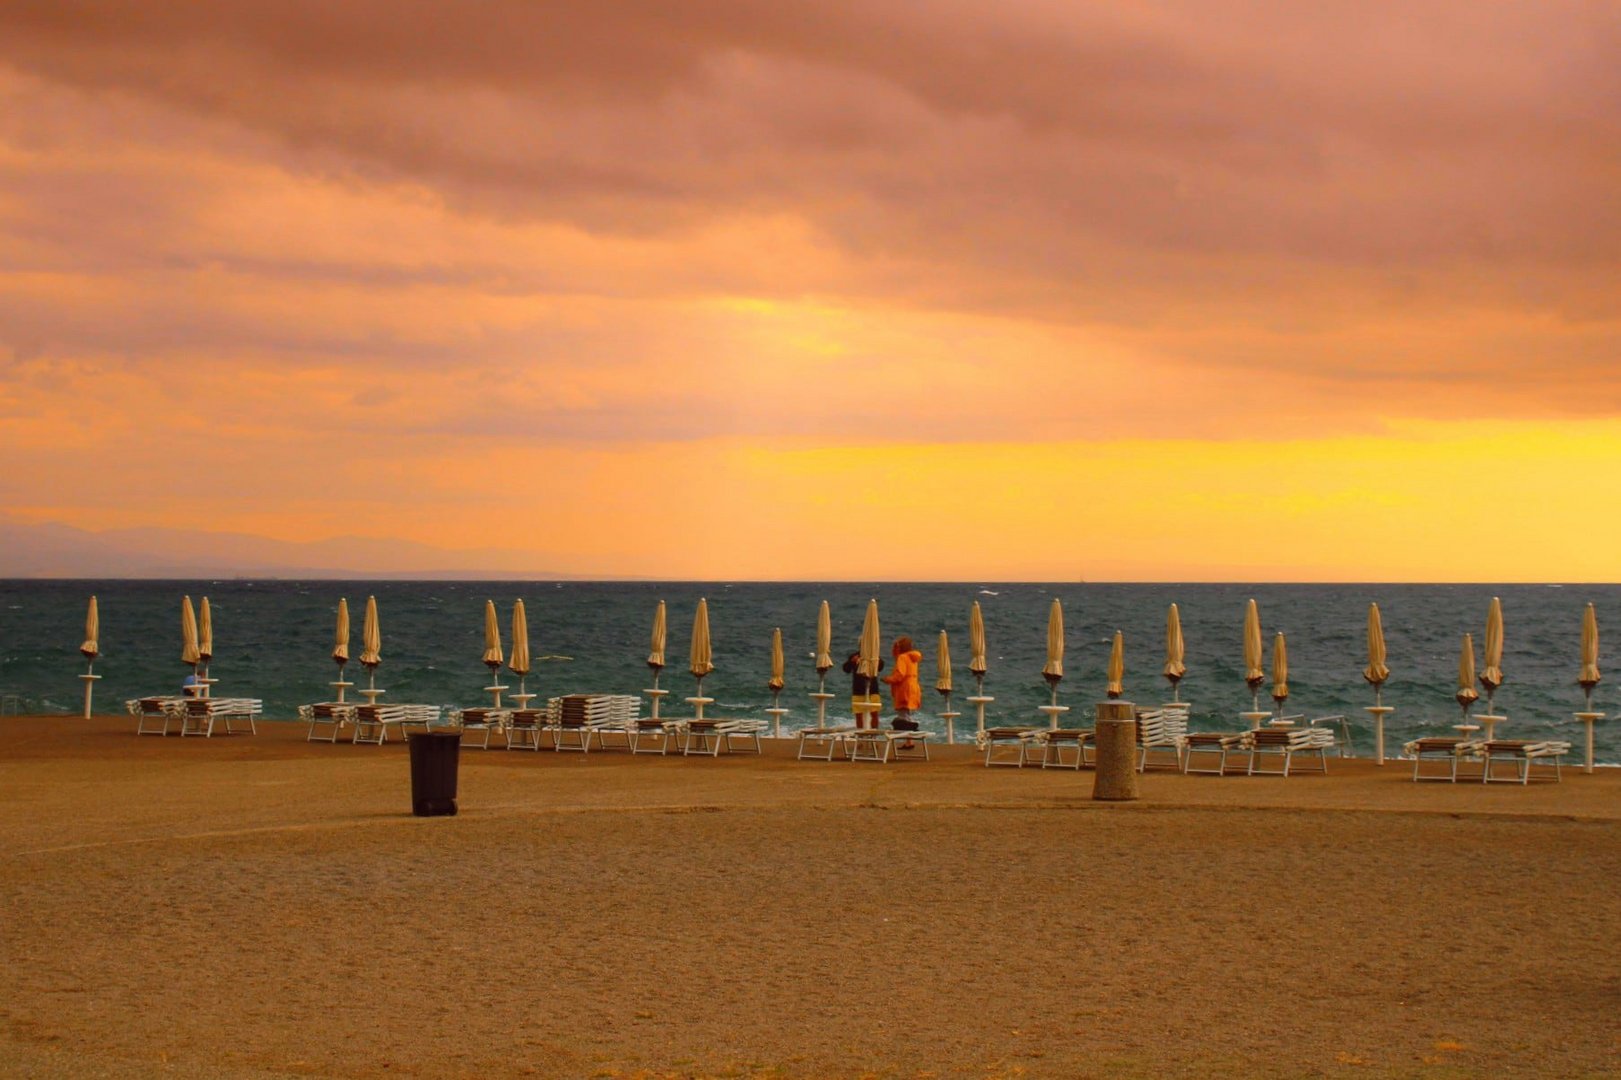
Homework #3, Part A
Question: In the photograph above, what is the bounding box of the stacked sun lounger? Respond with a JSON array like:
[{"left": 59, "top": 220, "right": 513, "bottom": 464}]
[
  {"left": 1404, "top": 734, "right": 1571, "bottom": 783},
  {"left": 128, "top": 696, "right": 187, "bottom": 736},
  {"left": 1402, "top": 735, "right": 1485, "bottom": 782},
  {"left": 1481, "top": 739, "right": 1572, "bottom": 784},
  {"left": 1135, "top": 707, "right": 1190, "bottom": 771},
  {"left": 1242, "top": 725, "right": 1334, "bottom": 776},
  {"left": 549, "top": 694, "right": 641, "bottom": 752},
  {"left": 444, "top": 707, "right": 510, "bottom": 749},
  {"left": 505, "top": 707, "right": 551, "bottom": 750},
  {"left": 662, "top": 708, "right": 767, "bottom": 756},
  {"left": 127, "top": 696, "right": 261, "bottom": 738},
  {"left": 352, "top": 704, "right": 439, "bottom": 745},
  {"left": 298, "top": 701, "right": 357, "bottom": 742}
]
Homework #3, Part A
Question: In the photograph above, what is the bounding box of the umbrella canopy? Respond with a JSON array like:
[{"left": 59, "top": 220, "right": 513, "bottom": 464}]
[
  {"left": 80, "top": 596, "right": 99, "bottom": 661},
  {"left": 815, "top": 600, "right": 833, "bottom": 674},
  {"left": 359, "top": 595, "right": 381, "bottom": 669},
  {"left": 969, "top": 601, "right": 987, "bottom": 676},
  {"left": 1106, "top": 630, "right": 1125, "bottom": 698},
  {"left": 1041, "top": 599, "right": 1064, "bottom": 683},
  {"left": 1456, "top": 633, "right": 1479, "bottom": 709},
  {"left": 689, "top": 598, "right": 714, "bottom": 679},
  {"left": 1480, "top": 596, "right": 1504, "bottom": 693},
  {"left": 768, "top": 627, "right": 785, "bottom": 691},
  {"left": 936, "top": 630, "right": 953, "bottom": 693},
  {"left": 198, "top": 597, "right": 214, "bottom": 662},
  {"left": 1271, "top": 632, "right": 1289, "bottom": 706},
  {"left": 180, "top": 596, "right": 201, "bottom": 666},
  {"left": 510, "top": 599, "right": 531, "bottom": 677},
  {"left": 858, "top": 599, "right": 881, "bottom": 679},
  {"left": 482, "top": 600, "right": 504, "bottom": 669},
  {"left": 648, "top": 600, "right": 667, "bottom": 671},
  {"left": 1243, "top": 599, "right": 1264, "bottom": 689},
  {"left": 1363, "top": 602, "right": 1389, "bottom": 686},
  {"left": 1162, "top": 603, "right": 1185, "bottom": 684},
  {"left": 1579, "top": 602, "right": 1600, "bottom": 690},
  {"left": 332, "top": 598, "right": 350, "bottom": 665}
]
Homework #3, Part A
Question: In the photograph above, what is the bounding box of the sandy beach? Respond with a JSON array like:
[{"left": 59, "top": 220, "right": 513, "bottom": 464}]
[{"left": 2, "top": 716, "right": 1618, "bottom": 1079}]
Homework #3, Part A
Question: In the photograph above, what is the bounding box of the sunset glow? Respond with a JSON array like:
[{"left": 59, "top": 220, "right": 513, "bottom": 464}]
[{"left": 1, "top": 2, "right": 1617, "bottom": 580}]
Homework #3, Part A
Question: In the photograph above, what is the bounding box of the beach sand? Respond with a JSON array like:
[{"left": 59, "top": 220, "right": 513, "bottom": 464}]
[{"left": 2, "top": 716, "right": 1618, "bottom": 1079}]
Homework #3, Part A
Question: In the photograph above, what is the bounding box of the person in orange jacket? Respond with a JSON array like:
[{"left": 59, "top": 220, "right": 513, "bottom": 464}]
[{"left": 883, "top": 635, "right": 923, "bottom": 734}]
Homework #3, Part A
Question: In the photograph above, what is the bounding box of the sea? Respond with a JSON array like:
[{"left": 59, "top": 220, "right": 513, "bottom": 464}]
[{"left": 2, "top": 580, "right": 1617, "bottom": 764}]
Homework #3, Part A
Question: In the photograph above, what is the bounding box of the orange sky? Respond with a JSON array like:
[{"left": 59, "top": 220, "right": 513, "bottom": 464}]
[{"left": 1, "top": 2, "right": 1618, "bottom": 580}]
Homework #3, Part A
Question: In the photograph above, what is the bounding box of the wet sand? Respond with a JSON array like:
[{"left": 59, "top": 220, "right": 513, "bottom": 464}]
[{"left": 2, "top": 716, "right": 1618, "bottom": 1078}]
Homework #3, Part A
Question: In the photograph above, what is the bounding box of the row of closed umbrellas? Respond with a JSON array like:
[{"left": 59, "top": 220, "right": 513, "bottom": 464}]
[{"left": 74, "top": 592, "right": 1601, "bottom": 715}]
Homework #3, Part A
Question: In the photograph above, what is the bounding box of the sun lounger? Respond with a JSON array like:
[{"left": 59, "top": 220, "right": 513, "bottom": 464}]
[
  {"left": 351, "top": 704, "right": 437, "bottom": 744},
  {"left": 298, "top": 701, "right": 356, "bottom": 742},
  {"left": 128, "top": 696, "right": 183, "bottom": 736},
  {"left": 1481, "top": 740, "right": 1571, "bottom": 784},
  {"left": 979, "top": 726, "right": 1040, "bottom": 767},
  {"left": 176, "top": 697, "right": 261, "bottom": 738},
  {"left": 1244, "top": 726, "right": 1333, "bottom": 777},
  {"left": 505, "top": 708, "right": 549, "bottom": 750},
  {"left": 1033, "top": 727, "right": 1091, "bottom": 769},
  {"left": 847, "top": 729, "right": 932, "bottom": 763},
  {"left": 450, "top": 707, "right": 510, "bottom": 749},
  {"left": 550, "top": 694, "right": 639, "bottom": 752},
  {"left": 1136, "top": 707, "right": 1190, "bottom": 772},
  {"left": 796, "top": 724, "right": 857, "bottom": 761},
  {"left": 1181, "top": 732, "right": 1248, "bottom": 775},
  {"left": 1402, "top": 736, "right": 1486, "bottom": 782},
  {"left": 630, "top": 717, "right": 675, "bottom": 754},
  {"left": 678, "top": 717, "right": 766, "bottom": 756}
]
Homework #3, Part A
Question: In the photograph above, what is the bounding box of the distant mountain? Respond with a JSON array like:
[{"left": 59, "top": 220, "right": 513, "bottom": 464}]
[{"left": 0, "top": 517, "right": 589, "bottom": 579}]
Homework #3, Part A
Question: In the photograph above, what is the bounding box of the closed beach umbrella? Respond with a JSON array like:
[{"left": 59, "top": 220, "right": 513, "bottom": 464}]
[
  {"left": 1271, "top": 632, "right": 1289, "bottom": 712},
  {"left": 968, "top": 601, "right": 988, "bottom": 674},
  {"left": 1579, "top": 602, "right": 1603, "bottom": 770},
  {"left": 815, "top": 600, "right": 832, "bottom": 676},
  {"left": 1106, "top": 630, "right": 1125, "bottom": 699},
  {"left": 1456, "top": 632, "right": 1479, "bottom": 716},
  {"left": 1163, "top": 603, "right": 1186, "bottom": 699},
  {"left": 198, "top": 597, "right": 214, "bottom": 663},
  {"left": 332, "top": 598, "right": 350, "bottom": 666},
  {"left": 482, "top": 599, "right": 504, "bottom": 672},
  {"left": 1579, "top": 602, "right": 1600, "bottom": 709},
  {"left": 80, "top": 595, "right": 101, "bottom": 717},
  {"left": 858, "top": 599, "right": 881, "bottom": 679},
  {"left": 648, "top": 600, "right": 667, "bottom": 674},
  {"left": 360, "top": 595, "right": 381, "bottom": 670},
  {"left": 768, "top": 627, "right": 785, "bottom": 692},
  {"left": 1363, "top": 602, "right": 1389, "bottom": 702},
  {"left": 510, "top": 599, "right": 531, "bottom": 686},
  {"left": 181, "top": 596, "right": 201, "bottom": 668},
  {"left": 1480, "top": 596, "right": 1504, "bottom": 711},
  {"left": 1243, "top": 599, "right": 1264, "bottom": 709},
  {"left": 1042, "top": 599, "right": 1064, "bottom": 685},
  {"left": 936, "top": 630, "right": 953, "bottom": 693},
  {"left": 690, "top": 598, "right": 714, "bottom": 692},
  {"left": 80, "top": 596, "right": 99, "bottom": 662}
]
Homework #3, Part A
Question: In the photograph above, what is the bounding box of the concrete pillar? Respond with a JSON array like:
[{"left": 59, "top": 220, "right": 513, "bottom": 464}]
[{"left": 1092, "top": 700, "right": 1140, "bottom": 802}]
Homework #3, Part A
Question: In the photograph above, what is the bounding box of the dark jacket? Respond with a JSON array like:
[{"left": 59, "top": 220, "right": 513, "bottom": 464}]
[{"left": 842, "top": 653, "right": 884, "bottom": 696}]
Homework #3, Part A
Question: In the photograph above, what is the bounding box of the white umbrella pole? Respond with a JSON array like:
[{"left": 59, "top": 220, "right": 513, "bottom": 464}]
[
  {"left": 811, "top": 672, "right": 832, "bottom": 728},
  {"left": 968, "top": 673, "right": 992, "bottom": 738},
  {"left": 80, "top": 659, "right": 99, "bottom": 719}
]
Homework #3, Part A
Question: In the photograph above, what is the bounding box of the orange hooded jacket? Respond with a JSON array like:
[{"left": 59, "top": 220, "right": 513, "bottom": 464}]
[{"left": 883, "top": 649, "right": 924, "bottom": 711}]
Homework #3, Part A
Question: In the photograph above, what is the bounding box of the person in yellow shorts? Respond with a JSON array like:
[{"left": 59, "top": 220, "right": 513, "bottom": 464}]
[{"left": 842, "top": 647, "right": 884, "bottom": 730}]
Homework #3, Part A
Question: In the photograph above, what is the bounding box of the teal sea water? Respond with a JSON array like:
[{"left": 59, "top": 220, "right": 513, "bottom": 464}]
[{"left": 2, "top": 580, "right": 1617, "bottom": 763}]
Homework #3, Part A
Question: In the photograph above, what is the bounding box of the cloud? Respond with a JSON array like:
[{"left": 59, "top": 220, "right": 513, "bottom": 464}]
[{"left": 0, "top": 3, "right": 1618, "bottom": 575}]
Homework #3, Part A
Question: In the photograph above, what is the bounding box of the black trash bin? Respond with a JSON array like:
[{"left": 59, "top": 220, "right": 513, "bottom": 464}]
[{"left": 407, "top": 731, "right": 461, "bottom": 816}]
